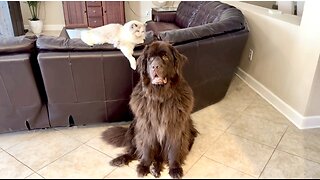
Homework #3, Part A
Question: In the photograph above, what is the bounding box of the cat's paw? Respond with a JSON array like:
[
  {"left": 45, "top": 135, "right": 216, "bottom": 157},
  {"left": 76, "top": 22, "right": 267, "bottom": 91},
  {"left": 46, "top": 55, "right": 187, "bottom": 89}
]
[{"left": 130, "top": 60, "right": 137, "bottom": 70}]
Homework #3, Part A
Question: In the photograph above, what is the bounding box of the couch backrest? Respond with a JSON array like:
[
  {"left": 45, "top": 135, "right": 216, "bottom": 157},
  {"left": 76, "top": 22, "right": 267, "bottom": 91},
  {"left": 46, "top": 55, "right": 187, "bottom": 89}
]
[
  {"left": 36, "top": 31, "right": 155, "bottom": 52},
  {"left": 175, "top": 1, "right": 242, "bottom": 28}
]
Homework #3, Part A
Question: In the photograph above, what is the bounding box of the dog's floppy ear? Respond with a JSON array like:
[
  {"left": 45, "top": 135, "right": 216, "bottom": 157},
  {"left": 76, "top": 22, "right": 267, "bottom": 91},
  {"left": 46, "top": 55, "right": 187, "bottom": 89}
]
[
  {"left": 137, "top": 45, "right": 149, "bottom": 74},
  {"left": 170, "top": 45, "right": 187, "bottom": 75}
]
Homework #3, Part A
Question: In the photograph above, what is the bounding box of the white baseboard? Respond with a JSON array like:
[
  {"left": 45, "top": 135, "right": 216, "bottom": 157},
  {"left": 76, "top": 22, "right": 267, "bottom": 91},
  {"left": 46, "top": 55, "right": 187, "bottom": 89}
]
[
  {"left": 236, "top": 67, "right": 320, "bottom": 129},
  {"left": 24, "top": 24, "right": 64, "bottom": 31}
]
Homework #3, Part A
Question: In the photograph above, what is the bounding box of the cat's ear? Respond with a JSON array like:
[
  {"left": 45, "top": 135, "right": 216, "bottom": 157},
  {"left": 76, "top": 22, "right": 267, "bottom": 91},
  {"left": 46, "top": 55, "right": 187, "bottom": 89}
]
[
  {"left": 131, "top": 23, "right": 138, "bottom": 29},
  {"left": 137, "top": 45, "right": 149, "bottom": 74}
]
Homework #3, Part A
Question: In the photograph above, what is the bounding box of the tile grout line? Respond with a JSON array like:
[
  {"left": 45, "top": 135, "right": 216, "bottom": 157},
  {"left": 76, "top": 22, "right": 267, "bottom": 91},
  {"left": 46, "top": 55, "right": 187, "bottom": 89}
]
[
  {"left": 82, "top": 142, "right": 115, "bottom": 159},
  {"left": 30, "top": 129, "right": 86, "bottom": 175},
  {"left": 25, "top": 172, "right": 45, "bottom": 179},
  {"left": 193, "top": 129, "right": 256, "bottom": 178},
  {"left": 102, "top": 167, "right": 119, "bottom": 179},
  {"left": 221, "top": 110, "right": 282, "bottom": 150},
  {"left": 276, "top": 148, "right": 320, "bottom": 165},
  {"left": 199, "top": 125, "right": 279, "bottom": 178},
  {"left": 225, "top": 129, "right": 282, "bottom": 149},
  {"left": 203, "top": 154, "right": 256, "bottom": 178},
  {"left": 218, "top": 126, "right": 257, "bottom": 177},
  {"left": 35, "top": 144, "right": 84, "bottom": 176},
  {"left": 2, "top": 150, "right": 38, "bottom": 178},
  {"left": 3, "top": 150, "right": 36, "bottom": 178},
  {"left": 183, "top": 131, "right": 224, "bottom": 177},
  {"left": 184, "top": 153, "right": 204, "bottom": 176},
  {"left": 1, "top": 130, "right": 50, "bottom": 178},
  {"left": 257, "top": 125, "right": 289, "bottom": 178},
  {"left": 75, "top": 142, "right": 121, "bottom": 178}
]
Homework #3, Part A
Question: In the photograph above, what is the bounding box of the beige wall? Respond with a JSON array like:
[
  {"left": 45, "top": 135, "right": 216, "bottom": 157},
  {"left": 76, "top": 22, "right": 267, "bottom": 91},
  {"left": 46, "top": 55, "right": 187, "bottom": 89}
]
[
  {"left": 20, "top": 1, "right": 65, "bottom": 30},
  {"left": 125, "top": 1, "right": 154, "bottom": 23},
  {"left": 124, "top": 1, "right": 180, "bottom": 23},
  {"left": 242, "top": 1, "right": 276, "bottom": 9},
  {"left": 305, "top": 56, "right": 320, "bottom": 116},
  {"left": 20, "top": 1, "right": 180, "bottom": 29},
  {"left": 226, "top": 1, "right": 320, "bottom": 118}
]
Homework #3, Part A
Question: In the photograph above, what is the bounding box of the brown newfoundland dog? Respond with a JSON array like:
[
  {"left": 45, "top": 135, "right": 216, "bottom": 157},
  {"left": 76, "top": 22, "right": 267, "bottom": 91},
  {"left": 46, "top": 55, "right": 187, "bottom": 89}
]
[{"left": 104, "top": 41, "right": 198, "bottom": 179}]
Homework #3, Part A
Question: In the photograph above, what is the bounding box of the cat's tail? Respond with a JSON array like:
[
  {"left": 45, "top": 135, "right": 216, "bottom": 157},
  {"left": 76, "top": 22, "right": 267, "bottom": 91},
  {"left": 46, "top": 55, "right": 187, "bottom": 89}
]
[{"left": 102, "top": 121, "right": 135, "bottom": 147}]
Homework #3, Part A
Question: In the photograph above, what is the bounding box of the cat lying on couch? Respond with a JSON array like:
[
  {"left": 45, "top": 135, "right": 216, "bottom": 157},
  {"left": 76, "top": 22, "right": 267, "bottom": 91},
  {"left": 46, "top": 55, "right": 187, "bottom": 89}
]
[{"left": 81, "top": 20, "right": 146, "bottom": 70}]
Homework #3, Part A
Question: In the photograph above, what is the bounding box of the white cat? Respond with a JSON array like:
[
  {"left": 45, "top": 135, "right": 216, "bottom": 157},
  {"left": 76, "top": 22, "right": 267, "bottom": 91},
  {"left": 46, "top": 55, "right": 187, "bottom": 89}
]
[{"left": 80, "top": 20, "right": 146, "bottom": 70}]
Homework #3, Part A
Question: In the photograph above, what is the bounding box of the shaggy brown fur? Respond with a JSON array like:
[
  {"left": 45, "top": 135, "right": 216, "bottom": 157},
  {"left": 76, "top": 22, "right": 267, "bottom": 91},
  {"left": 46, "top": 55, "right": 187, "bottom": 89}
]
[{"left": 103, "top": 41, "right": 198, "bottom": 179}]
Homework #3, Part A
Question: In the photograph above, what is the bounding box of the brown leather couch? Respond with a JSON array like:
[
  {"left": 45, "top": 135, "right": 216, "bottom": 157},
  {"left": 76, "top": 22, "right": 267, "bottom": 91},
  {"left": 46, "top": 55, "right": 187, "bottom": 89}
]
[
  {"left": 147, "top": 1, "right": 249, "bottom": 111},
  {"left": 0, "top": 1, "right": 248, "bottom": 130},
  {"left": 0, "top": 36, "right": 50, "bottom": 133}
]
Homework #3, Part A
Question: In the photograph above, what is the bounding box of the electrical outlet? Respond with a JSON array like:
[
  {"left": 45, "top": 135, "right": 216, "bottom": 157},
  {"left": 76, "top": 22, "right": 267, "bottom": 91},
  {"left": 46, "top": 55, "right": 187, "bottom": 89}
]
[
  {"left": 249, "top": 49, "right": 254, "bottom": 61},
  {"left": 146, "top": 10, "right": 150, "bottom": 16}
]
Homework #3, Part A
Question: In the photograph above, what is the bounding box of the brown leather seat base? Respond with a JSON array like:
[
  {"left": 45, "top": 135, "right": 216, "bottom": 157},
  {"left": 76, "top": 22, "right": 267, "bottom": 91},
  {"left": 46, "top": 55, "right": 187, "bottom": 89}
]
[
  {"left": 48, "top": 100, "right": 132, "bottom": 127},
  {"left": 38, "top": 51, "right": 137, "bottom": 127}
]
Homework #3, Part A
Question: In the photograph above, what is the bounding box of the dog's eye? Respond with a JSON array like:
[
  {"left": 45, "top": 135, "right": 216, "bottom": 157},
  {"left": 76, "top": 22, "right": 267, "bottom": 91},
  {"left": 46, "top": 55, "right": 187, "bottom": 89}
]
[
  {"left": 148, "top": 57, "right": 154, "bottom": 62},
  {"left": 162, "top": 55, "right": 169, "bottom": 61}
]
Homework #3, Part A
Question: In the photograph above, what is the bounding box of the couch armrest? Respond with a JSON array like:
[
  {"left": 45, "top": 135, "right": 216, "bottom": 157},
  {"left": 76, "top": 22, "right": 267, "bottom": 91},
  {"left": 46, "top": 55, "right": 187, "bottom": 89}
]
[
  {"left": 153, "top": 11, "right": 176, "bottom": 23},
  {"left": 0, "top": 35, "right": 36, "bottom": 54}
]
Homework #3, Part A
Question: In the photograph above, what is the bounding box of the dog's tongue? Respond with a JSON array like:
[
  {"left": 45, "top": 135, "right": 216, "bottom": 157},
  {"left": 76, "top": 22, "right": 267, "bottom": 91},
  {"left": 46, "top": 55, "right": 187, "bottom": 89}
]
[{"left": 152, "top": 77, "right": 167, "bottom": 85}]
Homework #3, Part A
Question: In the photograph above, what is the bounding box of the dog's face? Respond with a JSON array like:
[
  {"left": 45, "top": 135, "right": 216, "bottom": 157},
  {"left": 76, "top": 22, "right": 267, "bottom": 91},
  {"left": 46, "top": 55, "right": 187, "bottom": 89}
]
[{"left": 137, "top": 41, "right": 187, "bottom": 87}]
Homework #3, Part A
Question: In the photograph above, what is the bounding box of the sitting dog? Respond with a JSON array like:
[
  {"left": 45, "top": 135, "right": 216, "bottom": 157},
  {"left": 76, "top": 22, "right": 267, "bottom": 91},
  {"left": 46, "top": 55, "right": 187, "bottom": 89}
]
[{"left": 103, "top": 41, "right": 198, "bottom": 178}]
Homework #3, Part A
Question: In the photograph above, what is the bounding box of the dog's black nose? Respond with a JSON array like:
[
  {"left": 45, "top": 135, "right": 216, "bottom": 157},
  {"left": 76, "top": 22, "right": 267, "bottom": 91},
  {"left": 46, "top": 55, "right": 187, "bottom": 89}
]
[
  {"left": 152, "top": 65, "right": 159, "bottom": 69},
  {"left": 151, "top": 60, "right": 161, "bottom": 70}
]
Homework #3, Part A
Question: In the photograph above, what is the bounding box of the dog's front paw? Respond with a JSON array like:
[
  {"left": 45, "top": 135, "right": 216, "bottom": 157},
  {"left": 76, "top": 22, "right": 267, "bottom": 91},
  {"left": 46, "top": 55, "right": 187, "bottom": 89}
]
[
  {"left": 136, "top": 164, "right": 149, "bottom": 177},
  {"left": 169, "top": 167, "right": 183, "bottom": 179},
  {"left": 109, "top": 156, "right": 127, "bottom": 167},
  {"left": 150, "top": 162, "right": 161, "bottom": 178}
]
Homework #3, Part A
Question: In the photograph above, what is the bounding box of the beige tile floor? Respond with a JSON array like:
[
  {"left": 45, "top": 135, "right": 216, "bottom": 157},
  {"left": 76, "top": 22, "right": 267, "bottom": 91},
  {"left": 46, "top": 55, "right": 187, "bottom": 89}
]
[{"left": 1, "top": 75, "right": 320, "bottom": 178}]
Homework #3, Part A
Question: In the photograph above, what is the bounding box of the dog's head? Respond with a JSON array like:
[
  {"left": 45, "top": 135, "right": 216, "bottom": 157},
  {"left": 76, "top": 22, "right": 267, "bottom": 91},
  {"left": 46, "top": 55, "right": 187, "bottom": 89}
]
[{"left": 137, "top": 41, "right": 187, "bottom": 88}]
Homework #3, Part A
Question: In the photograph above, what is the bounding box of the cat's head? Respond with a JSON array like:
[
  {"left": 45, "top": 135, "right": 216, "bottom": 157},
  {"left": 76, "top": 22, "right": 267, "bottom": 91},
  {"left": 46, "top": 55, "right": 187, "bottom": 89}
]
[{"left": 124, "top": 20, "right": 146, "bottom": 40}]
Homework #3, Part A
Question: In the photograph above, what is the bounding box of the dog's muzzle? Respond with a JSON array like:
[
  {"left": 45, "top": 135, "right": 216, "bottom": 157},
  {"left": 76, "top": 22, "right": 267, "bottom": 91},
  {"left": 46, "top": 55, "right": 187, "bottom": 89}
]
[{"left": 150, "top": 58, "right": 167, "bottom": 85}]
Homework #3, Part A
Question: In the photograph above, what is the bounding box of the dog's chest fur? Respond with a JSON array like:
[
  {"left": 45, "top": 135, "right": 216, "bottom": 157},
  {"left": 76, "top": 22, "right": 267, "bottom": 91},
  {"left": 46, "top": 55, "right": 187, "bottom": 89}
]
[
  {"left": 134, "top": 95, "right": 175, "bottom": 145},
  {"left": 148, "top": 98, "right": 170, "bottom": 144}
]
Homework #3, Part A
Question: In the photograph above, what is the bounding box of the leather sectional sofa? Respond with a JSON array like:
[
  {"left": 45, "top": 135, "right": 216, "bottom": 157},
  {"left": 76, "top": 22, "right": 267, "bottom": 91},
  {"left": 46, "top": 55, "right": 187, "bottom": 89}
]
[{"left": 0, "top": 1, "right": 248, "bottom": 133}]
